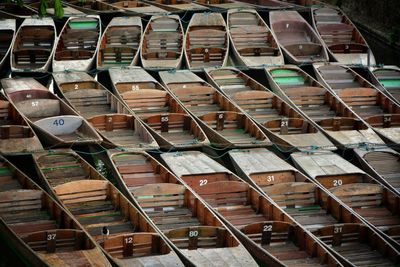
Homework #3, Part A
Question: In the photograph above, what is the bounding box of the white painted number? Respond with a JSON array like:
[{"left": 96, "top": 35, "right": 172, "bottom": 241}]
[
  {"left": 267, "top": 176, "right": 275, "bottom": 182},
  {"left": 333, "top": 179, "right": 343, "bottom": 186},
  {"left": 384, "top": 117, "right": 391, "bottom": 122},
  {"left": 280, "top": 120, "right": 288, "bottom": 127},
  {"left": 26, "top": 94, "right": 32, "bottom": 99},
  {"left": 47, "top": 234, "right": 56, "bottom": 240},
  {"left": 199, "top": 179, "right": 208, "bottom": 186},
  {"left": 53, "top": 119, "right": 65, "bottom": 126},
  {"left": 189, "top": 231, "right": 198, "bottom": 237},
  {"left": 263, "top": 225, "right": 272, "bottom": 232},
  {"left": 74, "top": 84, "right": 79, "bottom": 90},
  {"left": 161, "top": 116, "right": 169, "bottom": 122},
  {"left": 334, "top": 227, "right": 342, "bottom": 233},
  {"left": 131, "top": 85, "right": 139, "bottom": 91},
  {"left": 124, "top": 237, "right": 133, "bottom": 244},
  {"left": 31, "top": 101, "right": 39, "bottom": 107},
  {"left": 218, "top": 114, "right": 223, "bottom": 119}
]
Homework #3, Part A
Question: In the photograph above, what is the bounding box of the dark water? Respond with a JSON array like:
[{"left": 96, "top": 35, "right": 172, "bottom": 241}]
[{"left": 358, "top": 26, "right": 400, "bottom": 66}]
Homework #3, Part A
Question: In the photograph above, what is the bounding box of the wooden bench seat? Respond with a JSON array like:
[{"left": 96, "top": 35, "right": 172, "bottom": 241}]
[
  {"left": 112, "top": 153, "right": 165, "bottom": 189},
  {"left": 165, "top": 226, "right": 226, "bottom": 250},
  {"left": 283, "top": 87, "right": 336, "bottom": 120},
  {"left": 63, "top": 88, "right": 111, "bottom": 118},
  {"left": 194, "top": 181, "right": 270, "bottom": 228},
  {"left": 171, "top": 86, "right": 223, "bottom": 116},
  {"left": 102, "top": 233, "right": 166, "bottom": 259},
  {"left": 200, "top": 112, "right": 264, "bottom": 144},
  {"left": 144, "top": 113, "right": 201, "bottom": 146},
  {"left": 22, "top": 229, "right": 87, "bottom": 252},
  {"left": 120, "top": 89, "right": 169, "bottom": 119}
]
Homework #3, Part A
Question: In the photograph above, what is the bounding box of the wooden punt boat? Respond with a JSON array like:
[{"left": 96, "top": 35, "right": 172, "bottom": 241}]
[
  {"left": 227, "top": 9, "right": 284, "bottom": 68},
  {"left": 193, "top": 0, "right": 255, "bottom": 10},
  {"left": 0, "top": 3, "right": 37, "bottom": 18},
  {"left": 0, "top": 19, "right": 16, "bottom": 76},
  {"left": 184, "top": 13, "right": 229, "bottom": 71},
  {"left": 291, "top": 151, "right": 400, "bottom": 248},
  {"left": 0, "top": 19, "right": 15, "bottom": 75},
  {"left": 53, "top": 16, "right": 101, "bottom": 72},
  {"left": 52, "top": 71, "right": 158, "bottom": 150},
  {"left": 313, "top": 64, "right": 400, "bottom": 146},
  {"left": 141, "top": 15, "right": 184, "bottom": 70},
  {"left": 354, "top": 147, "right": 400, "bottom": 193},
  {"left": 32, "top": 155, "right": 185, "bottom": 266},
  {"left": 227, "top": 148, "right": 400, "bottom": 266},
  {"left": 265, "top": 65, "right": 386, "bottom": 149},
  {"left": 311, "top": 7, "right": 375, "bottom": 65},
  {"left": 368, "top": 65, "right": 400, "bottom": 105},
  {"left": 29, "top": 0, "right": 84, "bottom": 16},
  {"left": 143, "top": 0, "right": 207, "bottom": 12},
  {"left": 106, "top": 0, "right": 167, "bottom": 15},
  {"left": 97, "top": 17, "right": 142, "bottom": 70},
  {"left": 0, "top": 155, "right": 112, "bottom": 267},
  {"left": 11, "top": 18, "right": 56, "bottom": 73},
  {"left": 102, "top": 150, "right": 259, "bottom": 266},
  {"left": 108, "top": 67, "right": 208, "bottom": 149},
  {"left": 270, "top": 11, "right": 329, "bottom": 64},
  {"left": 0, "top": 93, "right": 43, "bottom": 154},
  {"left": 205, "top": 67, "right": 335, "bottom": 151},
  {"left": 161, "top": 150, "right": 344, "bottom": 267},
  {"left": 2, "top": 78, "right": 102, "bottom": 148},
  {"left": 159, "top": 70, "right": 271, "bottom": 148},
  {"left": 62, "top": 0, "right": 125, "bottom": 15}
]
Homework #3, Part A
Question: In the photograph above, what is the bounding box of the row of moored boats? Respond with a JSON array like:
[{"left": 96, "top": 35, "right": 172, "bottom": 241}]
[{"left": 1, "top": 0, "right": 400, "bottom": 266}]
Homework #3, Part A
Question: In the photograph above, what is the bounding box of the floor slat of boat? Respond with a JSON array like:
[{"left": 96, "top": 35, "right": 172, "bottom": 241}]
[
  {"left": 329, "top": 243, "right": 394, "bottom": 267},
  {"left": 217, "top": 205, "right": 267, "bottom": 228},
  {"left": 364, "top": 152, "right": 400, "bottom": 191},
  {"left": 284, "top": 206, "right": 337, "bottom": 232},
  {"left": 117, "top": 251, "right": 183, "bottom": 267},
  {"left": 146, "top": 206, "right": 201, "bottom": 232},
  {"left": 101, "top": 129, "right": 144, "bottom": 146},
  {"left": 68, "top": 200, "right": 135, "bottom": 240},
  {"left": 353, "top": 206, "right": 400, "bottom": 229},
  {"left": 38, "top": 154, "right": 89, "bottom": 187},
  {"left": 38, "top": 248, "right": 109, "bottom": 267},
  {"left": 265, "top": 242, "right": 325, "bottom": 267},
  {"left": 181, "top": 246, "right": 256, "bottom": 266},
  {"left": 0, "top": 164, "right": 21, "bottom": 192}
]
